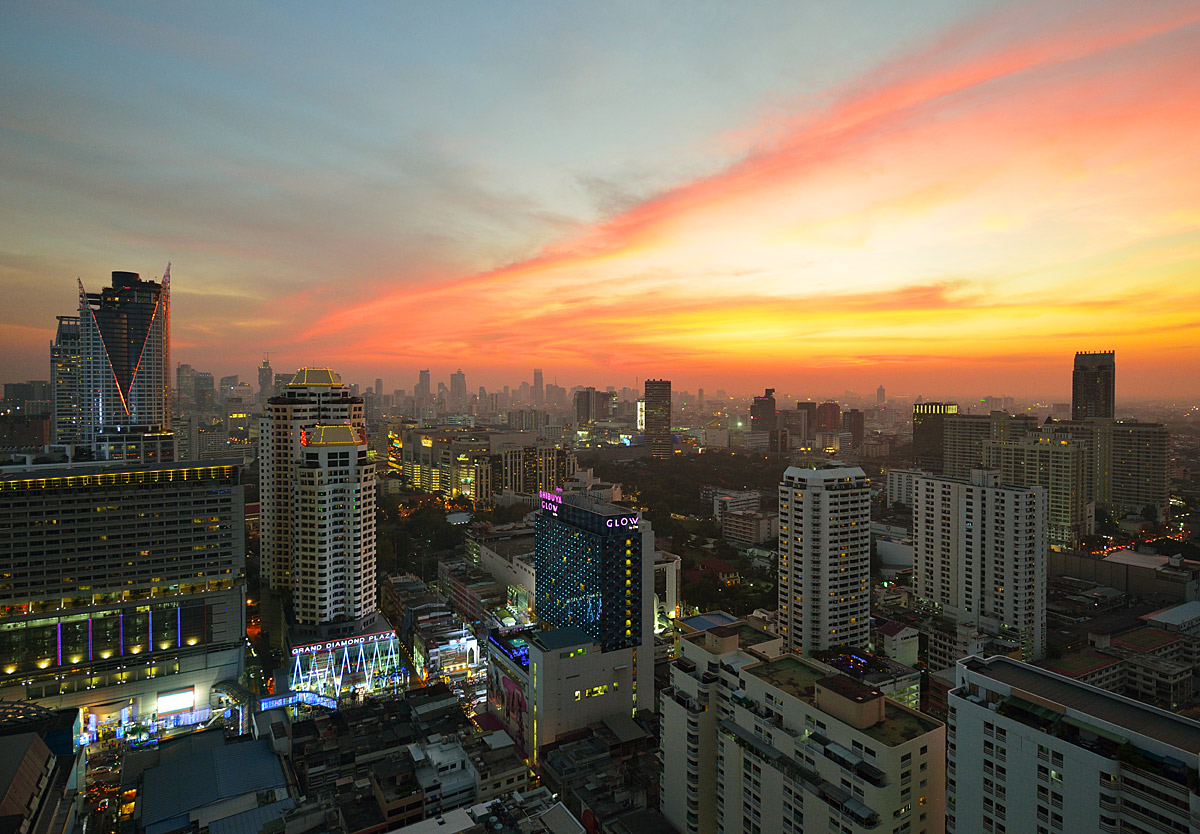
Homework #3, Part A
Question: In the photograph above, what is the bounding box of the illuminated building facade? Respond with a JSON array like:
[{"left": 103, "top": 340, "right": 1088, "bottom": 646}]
[
  {"left": 643, "top": 378, "right": 672, "bottom": 458},
  {"left": 50, "top": 316, "right": 83, "bottom": 444},
  {"left": 983, "top": 436, "right": 1091, "bottom": 549},
  {"left": 77, "top": 269, "right": 173, "bottom": 462},
  {"left": 1072, "top": 349, "right": 1115, "bottom": 420},
  {"left": 0, "top": 460, "right": 244, "bottom": 739},
  {"left": 912, "top": 401, "right": 958, "bottom": 473},
  {"left": 777, "top": 464, "right": 871, "bottom": 655}
]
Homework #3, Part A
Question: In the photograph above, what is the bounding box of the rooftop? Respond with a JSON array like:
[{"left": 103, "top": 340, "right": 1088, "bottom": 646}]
[
  {"left": 300, "top": 424, "right": 364, "bottom": 447},
  {"left": 1111, "top": 626, "right": 1180, "bottom": 653},
  {"left": 532, "top": 626, "right": 594, "bottom": 652},
  {"left": 1145, "top": 601, "right": 1200, "bottom": 627},
  {"left": 288, "top": 368, "right": 342, "bottom": 387},
  {"left": 744, "top": 656, "right": 941, "bottom": 747},
  {"left": 962, "top": 656, "right": 1200, "bottom": 755},
  {"left": 1039, "top": 649, "right": 1122, "bottom": 678},
  {"left": 679, "top": 611, "right": 739, "bottom": 632}
]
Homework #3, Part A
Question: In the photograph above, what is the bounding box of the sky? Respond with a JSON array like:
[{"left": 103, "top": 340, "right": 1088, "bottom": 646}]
[{"left": 2, "top": 1, "right": 1199, "bottom": 400}]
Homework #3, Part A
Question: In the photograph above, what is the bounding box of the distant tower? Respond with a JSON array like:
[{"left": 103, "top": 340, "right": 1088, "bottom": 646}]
[
  {"left": 877, "top": 384, "right": 886, "bottom": 406},
  {"left": 643, "top": 379, "right": 672, "bottom": 459},
  {"left": 778, "top": 465, "right": 871, "bottom": 654},
  {"left": 50, "top": 315, "right": 83, "bottom": 444},
  {"left": 78, "top": 268, "right": 172, "bottom": 461},
  {"left": 912, "top": 402, "right": 958, "bottom": 473},
  {"left": 697, "top": 388, "right": 705, "bottom": 412},
  {"left": 533, "top": 368, "right": 544, "bottom": 406},
  {"left": 450, "top": 369, "right": 467, "bottom": 410},
  {"left": 816, "top": 400, "right": 841, "bottom": 432},
  {"left": 751, "top": 389, "right": 777, "bottom": 434},
  {"left": 1072, "top": 351, "right": 1115, "bottom": 420},
  {"left": 258, "top": 357, "right": 274, "bottom": 400}
]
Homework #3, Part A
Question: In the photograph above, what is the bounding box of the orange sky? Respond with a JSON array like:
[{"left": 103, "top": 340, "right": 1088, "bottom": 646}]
[
  {"left": 3, "top": 1, "right": 1199, "bottom": 399},
  {"left": 289, "top": 1, "right": 1200, "bottom": 397}
]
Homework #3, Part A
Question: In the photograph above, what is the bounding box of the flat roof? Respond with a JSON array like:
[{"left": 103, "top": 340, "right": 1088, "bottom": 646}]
[
  {"left": 962, "top": 656, "right": 1200, "bottom": 755},
  {"left": 1039, "top": 649, "right": 1122, "bottom": 678},
  {"left": 1111, "top": 627, "right": 1179, "bottom": 653},
  {"left": 532, "top": 626, "right": 594, "bottom": 651},
  {"left": 680, "top": 611, "right": 739, "bottom": 631},
  {"left": 1144, "top": 601, "right": 1200, "bottom": 626}
]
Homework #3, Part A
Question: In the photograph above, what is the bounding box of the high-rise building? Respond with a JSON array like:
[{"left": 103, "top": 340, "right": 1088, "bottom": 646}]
[
  {"left": 777, "top": 465, "right": 871, "bottom": 655},
  {"left": 661, "top": 620, "right": 945, "bottom": 834},
  {"left": 50, "top": 315, "right": 82, "bottom": 444},
  {"left": 942, "top": 411, "right": 1039, "bottom": 479},
  {"left": 259, "top": 368, "right": 365, "bottom": 594},
  {"left": 450, "top": 368, "right": 467, "bottom": 410},
  {"left": 1072, "top": 350, "right": 1115, "bottom": 421},
  {"left": 194, "top": 372, "right": 215, "bottom": 411},
  {"left": 696, "top": 387, "right": 704, "bottom": 411},
  {"left": 0, "top": 459, "right": 244, "bottom": 734},
  {"left": 534, "top": 492, "right": 653, "bottom": 658},
  {"left": 949, "top": 655, "right": 1200, "bottom": 834},
  {"left": 78, "top": 269, "right": 172, "bottom": 461},
  {"left": 794, "top": 401, "right": 817, "bottom": 442},
  {"left": 914, "top": 470, "right": 1047, "bottom": 662},
  {"left": 816, "top": 400, "right": 841, "bottom": 433},
  {"left": 750, "top": 388, "right": 777, "bottom": 433},
  {"left": 532, "top": 369, "right": 543, "bottom": 406},
  {"left": 643, "top": 379, "right": 672, "bottom": 459},
  {"left": 983, "top": 437, "right": 1091, "bottom": 549},
  {"left": 912, "top": 401, "right": 958, "bottom": 473},
  {"left": 877, "top": 384, "right": 886, "bottom": 406},
  {"left": 258, "top": 358, "right": 274, "bottom": 401},
  {"left": 843, "top": 408, "right": 865, "bottom": 449}
]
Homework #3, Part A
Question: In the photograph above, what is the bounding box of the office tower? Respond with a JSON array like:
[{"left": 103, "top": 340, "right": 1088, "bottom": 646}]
[
  {"left": 532, "top": 368, "right": 543, "bottom": 406},
  {"left": 194, "top": 372, "right": 215, "bottom": 411},
  {"left": 697, "top": 387, "right": 704, "bottom": 411},
  {"left": 78, "top": 270, "right": 172, "bottom": 460},
  {"left": 643, "top": 379, "right": 672, "bottom": 459},
  {"left": 218, "top": 374, "right": 239, "bottom": 394},
  {"left": 661, "top": 620, "right": 944, "bottom": 834},
  {"left": 914, "top": 470, "right": 1047, "bottom": 662},
  {"left": 777, "top": 465, "right": 871, "bottom": 655},
  {"left": 50, "top": 315, "right": 82, "bottom": 444},
  {"left": 843, "top": 408, "right": 865, "bottom": 449},
  {"left": 290, "top": 425, "right": 377, "bottom": 628},
  {"left": 816, "top": 400, "right": 841, "bottom": 432},
  {"left": 912, "top": 401, "right": 958, "bottom": 473},
  {"left": 949, "top": 655, "right": 1200, "bottom": 834},
  {"left": 259, "top": 368, "right": 364, "bottom": 594},
  {"left": 794, "top": 401, "right": 817, "bottom": 441},
  {"left": 983, "top": 437, "right": 1091, "bottom": 549},
  {"left": 1072, "top": 350, "right": 1115, "bottom": 420},
  {"left": 942, "top": 411, "right": 1039, "bottom": 479},
  {"left": 175, "top": 363, "right": 196, "bottom": 410},
  {"left": 258, "top": 358, "right": 274, "bottom": 400},
  {"left": 416, "top": 369, "right": 431, "bottom": 402},
  {"left": 0, "top": 459, "right": 244, "bottom": 732},
  {"left": 573, "top": 387, "right": 615, "bottom": 426},
  {"left": 374, "top": 377, "right": 383, "bottom": 399},
  {"left": 750, "top": 388, "right": 777, "bottom": 433},
  {"left": 450, "top": 368, "right": 467, "bottom": 410},
  {"left": 877, "top": 384, "right": 885, "bottom": 406}
]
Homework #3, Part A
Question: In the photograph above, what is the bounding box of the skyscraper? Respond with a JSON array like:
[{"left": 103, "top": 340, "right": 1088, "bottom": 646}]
[
  {"left": 842, "top": 407, "right": 865, "bottom": 449},
  {"left": 50, "top": 315, "right": 82, "bottom": 444},
  {"left": 876, "top": 383, "right": 886, "bottom": 406},
  {"left": 777, "top": 464, "right": 871, "bottom": 655},
  {"left": 532, "top": 368, "right": 543, "bottom": 406},
  {"left": 913, "top": 469, "right": 1047, "bottom": 662},
  {"left": 912, "top": 401, "right": 958, "bottom": 473},
  {"left": 750, "top": 388, "right": 777, "bottom": 433},
  {"left": 258, "top": 357, "right": 275, "bottom": 401},
  {"left": 78, "top": 269, "right": 172, "bottom": 460},
  {"left": 450, "top": 368, "right": 467, "bottom": 410},
  {"left": 1072, "top": 350, "right": 1115, "bottom": 420},
  {"left": 816, "top": 400, "right": 841, "bottom": 432},
  {"left": 643, "top": 378, "right": 672, "bottom": 459},
  {"left": 534, "top": 492, "right": 653, "bottom": 656}
]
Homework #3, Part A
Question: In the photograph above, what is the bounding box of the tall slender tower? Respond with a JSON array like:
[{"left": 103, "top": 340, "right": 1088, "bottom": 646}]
[
  {"left": 643, "top": 379, "right": 672, "bottom": 459},
  {"left": 78, "top": 268, "right": 172, "bottom": 461},
  {"left": 777, "top": 464, "right": 871, "bottom": 654},
  {"left": 533, "top": 368, "right": 543, "bottom": 406},
  {"left": 50, "top": 315, "right": 82, "bottom": 444},
  {"left": 1072, "top": 350, "right": 1115, "bottom": 420}
]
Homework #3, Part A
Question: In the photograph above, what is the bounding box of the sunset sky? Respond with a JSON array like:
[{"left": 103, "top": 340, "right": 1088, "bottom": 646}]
[{"left": 2, "top": 1, "right": 1198, "bottom": 400}]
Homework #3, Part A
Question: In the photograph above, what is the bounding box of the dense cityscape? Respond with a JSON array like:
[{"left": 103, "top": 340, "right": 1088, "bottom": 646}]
[{"left": 3, "top": 4, "right": 1200, "bottom": 834}]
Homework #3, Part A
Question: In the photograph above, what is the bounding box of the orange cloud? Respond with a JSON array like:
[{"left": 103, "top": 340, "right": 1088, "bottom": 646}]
[{"left": 295, "top": 0, "right": 1200, "bottom": 396}]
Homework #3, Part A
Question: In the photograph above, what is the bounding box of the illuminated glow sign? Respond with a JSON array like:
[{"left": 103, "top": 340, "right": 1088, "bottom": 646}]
[
  {"left": 539, "top": 490, "right": 562, "bottom": 515},
  {"left": 259, "top": 692, "right": 338, "bottom": 711},
  {"left": 291, "top": 630, "right": 395, "bottom": 657},
  {"left": 157, "top": 687, "right": 195, "bottom": 716},
  {"left": 606, "top": 515, "right": 640, "bottom": 528}
]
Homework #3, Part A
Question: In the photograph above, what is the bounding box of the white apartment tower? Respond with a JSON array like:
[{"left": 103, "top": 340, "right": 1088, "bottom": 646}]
[
  {"left": 914, "top": 470, "right": 1048, "bottom": 662},
  {"left": 949, "top": 655, "right": 1200, "bottom": 834},
  {"left": 778, "top": 464, "right": 871, "bottom": 655},
  {"left": 259, "top": 369, "right": 365, "bottom": 597},
  {"left": 291, "top": 424, "right": 377, "bottom": 626}
]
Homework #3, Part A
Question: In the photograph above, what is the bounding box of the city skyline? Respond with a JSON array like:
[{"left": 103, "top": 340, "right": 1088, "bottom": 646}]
[{"left": 2, "top": 2, "right": 1200, "bottom": 398}]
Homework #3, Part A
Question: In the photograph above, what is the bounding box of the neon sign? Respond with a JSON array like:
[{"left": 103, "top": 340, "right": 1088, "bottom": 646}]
[
  {"left": 539, "top": 490, "right": 562, "bottom": 514},
  {"left": 606, "top": 516, "right": 640, "bottom": 528},
  {"left": 259, "top": 691, "right": 338, "bottom": 711},
  {"left": 291, "top": 630, "right": 394, "bottom": 657}
]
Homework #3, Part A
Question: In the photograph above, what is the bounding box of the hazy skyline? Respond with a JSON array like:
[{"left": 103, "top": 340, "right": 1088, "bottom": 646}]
[{"left": 3, "top": 1, "right": 1199, "bottom": 399}]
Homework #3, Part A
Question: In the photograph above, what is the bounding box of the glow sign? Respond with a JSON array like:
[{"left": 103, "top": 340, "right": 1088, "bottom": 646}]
[
  {"left": 605, "top": 515, "right": 640, "bottom": 528},
  {"left": 259, "top": 692, "right": 338, "bottom": 711},
  {"left": 157, "top": 687, "right": 195, "bottom": 716},
  {"left": 539, "top": 490, "right": 562, "bottom": 514}
]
